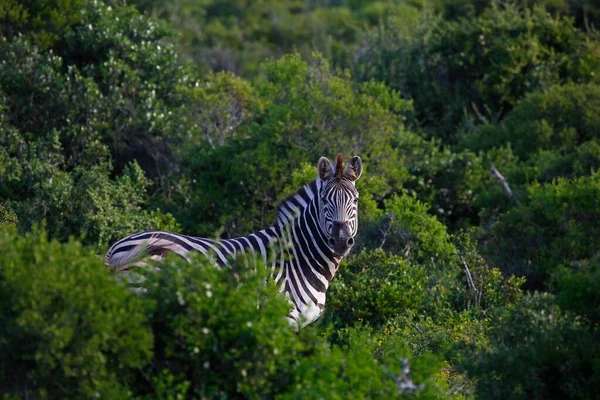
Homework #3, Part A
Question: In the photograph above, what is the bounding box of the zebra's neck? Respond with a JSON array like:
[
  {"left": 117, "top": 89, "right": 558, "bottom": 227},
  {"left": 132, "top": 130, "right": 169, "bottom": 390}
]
[
  {"left": 229, "top": 179, "right": 340, "bottom": 281},
  {"left": 223, "top": 179, "right": 340, "bottom": 327}
]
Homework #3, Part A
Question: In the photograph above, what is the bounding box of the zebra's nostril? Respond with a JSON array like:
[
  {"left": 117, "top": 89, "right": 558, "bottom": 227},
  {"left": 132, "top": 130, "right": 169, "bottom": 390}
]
[
  {"left": 347, "top": 237, "right": 354, "bottom": 247},
  {"left": 328, "top": 238, "right": 335, "bottom": 247}
]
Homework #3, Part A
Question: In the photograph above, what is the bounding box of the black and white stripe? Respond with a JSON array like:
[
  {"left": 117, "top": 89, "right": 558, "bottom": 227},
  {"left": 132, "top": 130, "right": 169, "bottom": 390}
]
[{"left": 105, "top": 155, "right": 363, "bottom": 327}]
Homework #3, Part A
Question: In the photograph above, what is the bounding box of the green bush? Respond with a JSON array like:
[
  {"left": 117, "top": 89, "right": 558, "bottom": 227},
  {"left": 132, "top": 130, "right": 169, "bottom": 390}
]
[
  {"left": 0, "top": 226, "right": 152, "bottom": 399},
  {"left": 0, "top": 0, "right": 87, "bottom": 49},
  {"left": 0, "top": 226, "right": 456, "bottom": 399},
  {"left": 463, "top": 293, "right": 600, "bottom": 400},
  {"left": 347, "top": 197, "right": 523, "bottom": 318},
  {"left": 169, "top": 54, "right": 414, "bottom": 237},
  {"left": 328, "top": 250, "right": 429, "bottom": 329},
  {"left": 356, "top": 4, "right": 600, "bottom": 141},
  {"left": 134, "top": 253, "right": 450, "bottom": 399},
  {"left": 377, "top": 194, "right": 456, "bottom": 264},
  {"left": 138, "top": 253, "right": 300, "bottom": 398},
  {"left": 0, "top": 3, "right": 186, "bottom": 179},
  {"left": 451, "top": 233, "right": 524, "bottom": 311},
  {"left": 280, "top": 328, "right": 452, "bottom": 400},
  {"left": 0, "top": 126, "right": 178, "bottom": 249},
  {"left": 431, "top": 0, "right": 599, "bottom": 29},
  {"left": 0, "top": 202, "right": 16, "bottom": 227},
  {"left": 0, "top": 2, "right": 184, "bottom": 248},
  {"left": 483, "top": 172, "right": 600, "bottom": 289},
  {"left": 128, "top": 0, "right": 423, "bottom": 76},
  {"left": 555, "top": 255, "right": 600, "bottom": 325},
  {"left": 464, "top": 83, "right": 600, "bottom": 159},
  {"left": 404, "top": 146, "right": 491, "bottom": 229}
]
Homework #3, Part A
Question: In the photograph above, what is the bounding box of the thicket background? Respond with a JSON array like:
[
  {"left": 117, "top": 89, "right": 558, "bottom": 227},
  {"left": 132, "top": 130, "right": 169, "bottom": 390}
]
[{"left": 1, "top": 0, "right": 599, "bottom": 398}]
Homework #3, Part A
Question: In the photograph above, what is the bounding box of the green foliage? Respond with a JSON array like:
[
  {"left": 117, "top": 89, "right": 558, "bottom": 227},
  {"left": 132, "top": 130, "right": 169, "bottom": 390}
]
[
  {"left": 0, "top": 226, "right": 456, "bottom": 399},
  {"left": 175, "top": 71, "right": 259, "bottom": 148},
  {"left": 2, "top": 0, "right": 600, "bottom": 397},
  {"left": 170, "top": 54, "right": 413, "bottom": 236},
  {"left": 0, "top": 226, "right": 152, "bottom": 399},
  {"left": 463, "top": 293, "right": 600, "bottom": 400},
  {"left": 555, "top": 255, "right": 600, "bottom": 324},
  {"left": 465, "top": 83, "right": 600, "bottom": 160},
  {"left": 134, "top": 253, "right": 449, "bottom": 399},
  {"left": 0, "top": 2, "right": 184, "bottom": 249},
  {"left": 432, "top": 0, "right": 600, "bottom": 29},
  {"left": 377, "top": 194, "right": 456, "bottom": 264},
  {"left": 140, "top": 254, "right": 300, "bottom": 398},
  {"left": 0, "top": 0, "right": 87, "bottom": 48},
  {"left": 0, "top": 2, "right": 186, "bottom": 178},
  {"left": 404, "top": 145, "right": 491, "bottom": 229},
  {"left": 329, "top": 250, "right": 429, "bottom": 329},
  {"left": 0, "top": 202, "right": 16, "bottom": 227},
  {"left": 129, "top": 0, "right": 423, "bottom": 76},
  {"left": 453, "top": 233, "right": 524, "bottom": 311},
  {"left": 0, "top": 126, "right": 178, "bottom": 249},
  {"left": 280, "top": 328, "right": 451, "bottom": 400},
  {"left": 483, "top": 172, "right": 600, "bottom": 289},
  {"left": 356, "top": 4, "right": 600, "bottom": 141},
  {"left": 336, "top": 197, "right": 523, "bottom": 330},
  {"left": 328, "top": 233, "right": 523, "bottom": 390}
]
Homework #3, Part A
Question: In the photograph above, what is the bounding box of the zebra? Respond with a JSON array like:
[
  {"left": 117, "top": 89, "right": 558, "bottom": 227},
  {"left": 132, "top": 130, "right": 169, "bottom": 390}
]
[{"left": 105, "top": 154, "right": 363, "bottom": 328}]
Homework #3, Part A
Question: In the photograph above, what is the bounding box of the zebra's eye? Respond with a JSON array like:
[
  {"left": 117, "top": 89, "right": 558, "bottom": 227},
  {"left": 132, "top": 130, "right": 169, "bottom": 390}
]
[{"left": 353, "top": 198, "right": 359, "bottom": 204}]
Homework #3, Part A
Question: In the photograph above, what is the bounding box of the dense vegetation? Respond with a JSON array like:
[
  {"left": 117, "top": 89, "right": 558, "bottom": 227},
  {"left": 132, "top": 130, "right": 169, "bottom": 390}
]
[{"left": 1, "top": 0, "right": 599, "bottom": 398}]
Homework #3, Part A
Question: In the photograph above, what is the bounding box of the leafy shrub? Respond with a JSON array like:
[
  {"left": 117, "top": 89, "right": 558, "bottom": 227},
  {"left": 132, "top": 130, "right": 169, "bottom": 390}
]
[
  {"left": 0, "top": 226, "right": 152, "bottom": 399},
  {"left": 280, "top": 328, "right": 452, "bottom": 400},
  {"left": 432, "top": 0, "right": 599, "bottom": 29},
  {"left": 348, "top": 196, "right": 523, "bottom": 315},
  {"left": 175, "top": 71, "right": 260, "bottom": 148},
  {"left": 483, "top": 172, "right": 600, "bottom": 289},
  {"left": 555, "top": 255, "right": 600, "bottom": 324},
  {"left": 0, "top": 225, "right": 454, "bottom": 399},
  {"left": 138, "top": 253, "right": 299, "bottom": 398},
  {"left": 377, "top": 194, "right": 456, "bottom": 264},
  {"left": 404, "top": 146, "right": 491, "bottom": 229},
  {"left": 463, "top": 293, "right": 600, "bottom": 400},
  {"left": 0, "top": 3, "right": 186, "bottom": 180},
  {"left": 356, "top": 4, "right": 600, "bottom": 141},
  {"left": 0, "top": 3, "right": 184, "bottom": 248},
  {"left": 0, "top": 202, "right": 16, "bottom": 227},
  {"left": 328, "top": 250, "right": 429, "bottom": 329},
  {"left": 464, "top": 83, "right": 600, "bottom": 159},
  {"left": 328, "top": 233, "right": 523, "bottom": 387},
  {"left": 0, "top": 0, "right": 87, "bottom": 48},
  {"left": 452, "top": 233, "right": 525, "bottom": 310},
  {"left": 0, "top": 127, "right": 178, "bottom": 250},
  {"left": 128, "top": 0, "right": 423, "bottom": 76},
  {"left": 170, "top": 54, "right": 414, "bottom": 237},
  {"left": 134, "top": 252, "right": 449, "bottom": 399}
]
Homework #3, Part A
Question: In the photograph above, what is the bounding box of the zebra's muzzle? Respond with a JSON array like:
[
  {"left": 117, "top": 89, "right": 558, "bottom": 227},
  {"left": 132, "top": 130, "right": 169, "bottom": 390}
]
[{"left": 329, "top": 221, "right": 355, "bottom": 257}]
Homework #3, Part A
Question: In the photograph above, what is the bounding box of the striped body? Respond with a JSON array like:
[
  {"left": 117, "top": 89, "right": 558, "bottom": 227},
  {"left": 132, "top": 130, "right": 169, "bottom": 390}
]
[{"left": 105, "top": 155, "right": 363, "bottom": 328}]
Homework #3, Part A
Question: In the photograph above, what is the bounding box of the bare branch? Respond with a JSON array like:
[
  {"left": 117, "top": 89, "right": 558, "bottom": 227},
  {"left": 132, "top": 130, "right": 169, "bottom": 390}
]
[
  {"left": 458, "top": 250, "right": 481, "bottom": 308},
  {"left": 490, "top": 164, "right": 515, "bottom": 201},
  {"left": 450, "top": 378, "right": 470, "bottom": 396}
]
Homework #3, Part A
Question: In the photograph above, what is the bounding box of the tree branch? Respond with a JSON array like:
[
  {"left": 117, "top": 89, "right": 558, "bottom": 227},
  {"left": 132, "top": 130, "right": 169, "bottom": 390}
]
[{"left": 490, "top": 164, "right": 515, "bottom": 201}]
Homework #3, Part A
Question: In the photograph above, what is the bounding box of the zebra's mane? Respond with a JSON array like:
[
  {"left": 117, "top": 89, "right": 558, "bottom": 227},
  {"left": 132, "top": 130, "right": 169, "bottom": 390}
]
[{"left": 275, "top": 179, "right": 318, "bottom": 223}]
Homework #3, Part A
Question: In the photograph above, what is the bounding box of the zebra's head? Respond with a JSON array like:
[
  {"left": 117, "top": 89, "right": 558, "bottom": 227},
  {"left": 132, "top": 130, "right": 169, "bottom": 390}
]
[{"left": 317, "top": 154, "right": 363, "bottom": 258}]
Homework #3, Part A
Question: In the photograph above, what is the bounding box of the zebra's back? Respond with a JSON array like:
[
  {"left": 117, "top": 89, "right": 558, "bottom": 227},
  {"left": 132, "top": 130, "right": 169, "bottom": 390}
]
[{"left": 105, "top": 230, "right": 217, "bottom": 270}]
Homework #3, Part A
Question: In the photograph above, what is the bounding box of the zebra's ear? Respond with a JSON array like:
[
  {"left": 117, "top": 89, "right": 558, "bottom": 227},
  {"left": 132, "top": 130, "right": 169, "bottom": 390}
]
[
  {"left": 343, "top": 156, "right": 363, "bottom": 183},
  {"left": 317, "top": 157, "right": 334, "bottom": 181}
]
